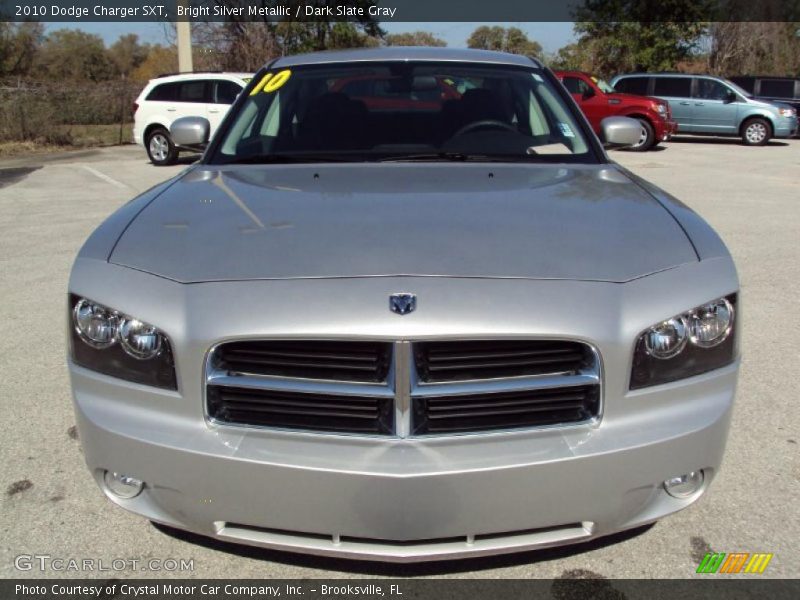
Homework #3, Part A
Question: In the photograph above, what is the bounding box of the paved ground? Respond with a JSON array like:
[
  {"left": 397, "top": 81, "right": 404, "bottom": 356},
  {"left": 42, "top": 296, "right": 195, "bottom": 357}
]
[{"left": 1, "top": 138, "right": 798, "bottom": 579}]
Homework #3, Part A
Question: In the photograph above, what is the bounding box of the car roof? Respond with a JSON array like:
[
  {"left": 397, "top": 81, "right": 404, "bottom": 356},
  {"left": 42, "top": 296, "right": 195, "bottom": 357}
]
[
  {"left": 616, "top": 72, "right": 722, "bottom": 79},
  {"left": 269, "top": 47, "right": 540, "bottom": 69},
  {"left": 730, "top": 75, "right": 799, "bottom": 81},
  {"left": 149, "top": 72, "right": 252, "bottom": 84}
]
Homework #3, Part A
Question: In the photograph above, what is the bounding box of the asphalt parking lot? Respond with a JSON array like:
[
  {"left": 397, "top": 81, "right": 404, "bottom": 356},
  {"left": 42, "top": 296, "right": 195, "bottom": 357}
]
[{"left": 1, "top": 136, "right": 798, "bottom": 580}]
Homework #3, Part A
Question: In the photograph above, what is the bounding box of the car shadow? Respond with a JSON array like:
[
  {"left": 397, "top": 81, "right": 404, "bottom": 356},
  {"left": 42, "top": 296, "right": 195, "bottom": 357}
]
[
  {"left": 151, "top": 521, "right": 655, "bottom": 576},
  {"left": 176, "top": 154, "right": 203, "bottom": 165},
  {"left": 668, "top": 135, "right": 789, "bottom": 147}
]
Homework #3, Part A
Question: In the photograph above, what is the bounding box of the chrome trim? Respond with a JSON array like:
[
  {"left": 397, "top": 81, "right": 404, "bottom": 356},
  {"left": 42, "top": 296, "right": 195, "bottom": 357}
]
[
  {"left": 206, "top": 373, "right": 395, "bottom": 398},
  {"left": 393, "top": 341, "right": 412, "bottom": 438},
  {"left": 203, "top": 339, "right": 604, "bottom": 438},
  {"left": 412, "top": 371, "right": 600, "bottom": 397},
  {"left": 213, "top": 520, "right": 595, "bottom": 563}
]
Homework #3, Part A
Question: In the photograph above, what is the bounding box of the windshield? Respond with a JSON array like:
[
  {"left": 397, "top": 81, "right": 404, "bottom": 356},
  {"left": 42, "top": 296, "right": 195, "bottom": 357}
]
[
  {"left": 723, "top": 78, "right": 753, "bottom": 99},
  {"left": 210, "top": 61, "right": 596, "bottom": 165},
  {"left": 590, "top": 76, "right": 615, "bottom": 94}
]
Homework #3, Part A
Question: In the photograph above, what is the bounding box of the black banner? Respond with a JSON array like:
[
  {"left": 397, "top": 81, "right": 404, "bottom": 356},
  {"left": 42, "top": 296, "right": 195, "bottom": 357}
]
[
  {"left": 1, "top": 0, "right": 799, "bottom": 23},
  {"left": 3, "top": 579, "right": 800, "bottom": 600}
]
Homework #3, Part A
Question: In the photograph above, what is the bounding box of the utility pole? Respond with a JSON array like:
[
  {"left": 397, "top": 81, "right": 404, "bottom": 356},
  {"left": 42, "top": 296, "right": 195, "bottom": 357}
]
[{"left": 177, "top": 0, "right": 193, "bottom": 73}]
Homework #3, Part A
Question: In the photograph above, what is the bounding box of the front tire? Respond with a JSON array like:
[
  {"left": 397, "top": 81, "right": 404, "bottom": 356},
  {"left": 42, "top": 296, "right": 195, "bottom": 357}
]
[
  {"left": 626, "top": 118, "right": 656, "bottom": 152},
  {"left": 146, "top": 128, "right": 178, "bottom": 166},
  {"left": 741, "top": 118, "right": 771, "bottom": 146}
]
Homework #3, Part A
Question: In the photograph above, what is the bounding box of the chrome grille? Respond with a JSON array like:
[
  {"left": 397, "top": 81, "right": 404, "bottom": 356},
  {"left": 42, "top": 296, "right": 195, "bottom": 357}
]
[
  {"left": 207, "top": 385, "right": 394, "bottom": 434},
  {"left": 414, "top": 340, "right": 589, "bottom": 382},
  {"left": 213, "top": 340, "right": 392, "bottom": 383},
  {"left": 205, "top": 340, "right": 601, "bottom": 436}
]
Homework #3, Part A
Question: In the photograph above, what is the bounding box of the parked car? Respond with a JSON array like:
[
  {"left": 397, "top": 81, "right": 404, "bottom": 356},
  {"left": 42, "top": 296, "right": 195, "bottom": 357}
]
[
  {"left": 728, "top": 76, "right": 800, "bottom": 137},
  {"left": 133, "top": 72, "right": 252, "bottom": 165},
  {"left": 329, "top": 74, "right": 462, "bottom": 111},
  {"left": 612, "top": 72, "right": 798, "bottom": 145},
  {"left": 555, "top": 70, "right": 677, "bottom": 151},
  {"left": 69, "top": 48, "right": 740, "bottom": 563}
]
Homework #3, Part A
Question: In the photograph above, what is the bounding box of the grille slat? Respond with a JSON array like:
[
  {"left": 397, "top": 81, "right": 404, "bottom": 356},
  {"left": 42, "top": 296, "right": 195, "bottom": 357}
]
[
  {"left": 208, "top": 385, "right": 393, "bottom": 434},
  {"left": 215, "top": 341, "right": 392, "bottom": 382},
  {"left": 415, "top": 340, "right": 589, "bottom": 382}
]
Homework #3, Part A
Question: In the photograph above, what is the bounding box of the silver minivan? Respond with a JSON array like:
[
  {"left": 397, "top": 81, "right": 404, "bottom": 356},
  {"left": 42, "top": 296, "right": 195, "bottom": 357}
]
[{"left": 612, "top": 73, "right": 798, "bottom": 145}]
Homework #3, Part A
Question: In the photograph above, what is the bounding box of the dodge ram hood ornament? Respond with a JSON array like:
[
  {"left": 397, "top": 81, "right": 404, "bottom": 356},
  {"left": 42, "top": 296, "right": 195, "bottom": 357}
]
[{"left": 390, "top": 293, "right": 417, "bottom": 315}]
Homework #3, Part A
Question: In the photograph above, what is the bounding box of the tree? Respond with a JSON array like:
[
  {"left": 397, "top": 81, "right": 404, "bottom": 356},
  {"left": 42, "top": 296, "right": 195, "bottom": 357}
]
[
  {"left": 130, "top": 46, "right": 178, "bottom": 82},
  {"left": 0, "top": 22, "right": 43, "bottom": 77},
  {"left": 190, "top": 0, "right": 386, "bottom": 71},
  {"left": 385, "top": 31, "right": 446, "bottom": 47},
  {"left": 109, "top": 34, "right": 150, "bottom": 79},
  {"left": 708, "top": 22, "right": 800, "bottom": 76},
  {"left": 572, "top": 0, "right": 709, "bottom": 76},
  {"left": 467, "top": 26, "right": 542, "bottom": 56},
  {"left": 547, "top": 42, "right": 595, "bottom": 71},
  {"left": 36, "top": 29, "right": 114, "bottom": 82}
]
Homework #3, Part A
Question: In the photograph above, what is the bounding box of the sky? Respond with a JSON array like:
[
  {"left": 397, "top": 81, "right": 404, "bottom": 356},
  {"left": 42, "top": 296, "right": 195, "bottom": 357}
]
[{"left": 44, "top": 21, "right": 577, "bottom": 53}]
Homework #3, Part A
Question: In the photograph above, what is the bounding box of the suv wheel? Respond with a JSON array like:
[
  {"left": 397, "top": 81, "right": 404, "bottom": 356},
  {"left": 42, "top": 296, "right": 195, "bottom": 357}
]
[
  {"left": 741, "top": 118, "right": 771, "bottom": 146},
  {"left": 146, "top": 128, "right": 178, "bottom": 165},
  {"left": 626, "top": 118, "right": 656, "bottom": 152}
]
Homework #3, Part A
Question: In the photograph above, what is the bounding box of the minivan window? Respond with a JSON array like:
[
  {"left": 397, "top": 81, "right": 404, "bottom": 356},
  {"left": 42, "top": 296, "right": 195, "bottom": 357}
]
[
  {"left": 146, "top": 82, "right": 179, "bottom": 102},
  {"left": 653, "top": 77, "right": 692, "bottom": 97},
  {"left": 614, "top": 77, "right": 649, "bottom": 95},
  {"left": 695, "top": 79, "right": 731, "bottom": 101},
  {"left": 759, "top": 79, "right": 795, "bottom": 98},
  {"left": 211, "top": 61, "right": 596, "bottom": 165}
]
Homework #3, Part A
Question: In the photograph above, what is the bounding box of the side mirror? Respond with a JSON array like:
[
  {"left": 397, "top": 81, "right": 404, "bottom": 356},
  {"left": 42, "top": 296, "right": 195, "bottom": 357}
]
[
  {"left": 600, "top": 116, "right": 642, "bottom": 148},
  {"left": 723, "top": 91, "right": 737, "bottom": 104},
  {"left": 170, "top": 116, "right": 210, "bottom": 149},
  {"left": 582, "top": 87, "right": 595, "bottom": 100}
]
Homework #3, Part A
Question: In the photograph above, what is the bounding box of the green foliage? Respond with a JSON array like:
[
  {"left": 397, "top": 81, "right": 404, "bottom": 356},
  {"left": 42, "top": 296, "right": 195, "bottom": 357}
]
[
  {"left": 385, "top": 31, "right": 446, "bottom": 47},
  {"left": 35, "top": 29, "right": 115, "bottom": 82},
  {"left": 547, "top": 42, "right": 594, "bottom": 71},
  {"left": 573, "top": 0, "right": 709, "bottom": 76},
  {"left": 108, "top": 34, "right": 150, "bottom": 78},
  {"left": 467, "top": 26, "right": 542, "bottom": 56},
  {"left": 0, "top": 23, "right": 44, "bottom": 77}
]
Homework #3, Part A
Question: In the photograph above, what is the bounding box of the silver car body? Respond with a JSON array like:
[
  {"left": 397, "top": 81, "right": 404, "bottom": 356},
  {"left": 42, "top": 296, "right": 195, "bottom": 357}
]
[{"left": 69, "top": 48, "right": 739, "bottom": 562}]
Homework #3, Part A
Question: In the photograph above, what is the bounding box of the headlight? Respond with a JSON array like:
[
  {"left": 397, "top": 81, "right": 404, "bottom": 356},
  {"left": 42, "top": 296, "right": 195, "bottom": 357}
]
[
  {"left": 118, "top": 317, "right": 162, "bottom": 360},
  {"left": 631, "top": 294, "right": 737, "bottom": 389},
  {"left": 655, "top": 104, "right": 667, "bottom": 115},
  {"left": 73, "top": 299, "right": 118, "bottom": 348},
  {"left": 69, "top": 295, "right": 177, "bottom": 389},
  {"left": 778, "top": 108, "right": 796, "bottom": 117},
  {"left": 644, "top": 316, "right": 688, "bottom": 359}
]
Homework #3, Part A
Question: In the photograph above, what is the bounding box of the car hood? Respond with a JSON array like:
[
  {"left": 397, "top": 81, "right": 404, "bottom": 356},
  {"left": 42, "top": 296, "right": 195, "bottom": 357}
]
[
  {"left": 606, "top": 91, "right": 660, "bottom": 106},
  {"left": 109, "top": 163, "right": 698, "bottom": 283}
]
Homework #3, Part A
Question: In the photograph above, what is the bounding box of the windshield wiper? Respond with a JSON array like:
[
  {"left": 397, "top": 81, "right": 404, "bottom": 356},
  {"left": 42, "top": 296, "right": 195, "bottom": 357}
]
[{"left": 223, "top": 154, "right": 355, "bottom": 165}]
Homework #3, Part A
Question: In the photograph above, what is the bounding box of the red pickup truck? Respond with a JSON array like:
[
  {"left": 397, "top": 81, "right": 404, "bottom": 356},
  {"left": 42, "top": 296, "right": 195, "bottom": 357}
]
[{"left": 555, "top": 71, "right": 677, "bottom": 151}]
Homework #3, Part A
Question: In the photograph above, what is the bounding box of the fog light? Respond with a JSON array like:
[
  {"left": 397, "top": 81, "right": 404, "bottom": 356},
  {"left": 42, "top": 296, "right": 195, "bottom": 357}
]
[
  {"left": 663, "top": 470, "right": 704, "bottom": 498},
  {"left": 104, "top": 471, "right": 144, "bottom": 499}
]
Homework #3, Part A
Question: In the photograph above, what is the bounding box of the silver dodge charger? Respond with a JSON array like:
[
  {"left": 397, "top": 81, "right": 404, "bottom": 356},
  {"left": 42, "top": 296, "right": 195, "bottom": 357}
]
[{"left": 68, "top": 48, "right": 739, "bottom": 562}]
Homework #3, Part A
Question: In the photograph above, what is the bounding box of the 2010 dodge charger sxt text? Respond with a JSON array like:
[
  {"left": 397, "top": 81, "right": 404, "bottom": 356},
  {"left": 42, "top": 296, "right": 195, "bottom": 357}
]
[{"left": 67, "top": 48, "right": 739, "bottom": 562}]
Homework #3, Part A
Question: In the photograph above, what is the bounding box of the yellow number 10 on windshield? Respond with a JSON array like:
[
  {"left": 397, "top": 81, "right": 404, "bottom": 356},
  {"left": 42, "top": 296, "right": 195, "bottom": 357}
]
[{"left": 250, "top": 70, "right": 292, "bottom": 96}]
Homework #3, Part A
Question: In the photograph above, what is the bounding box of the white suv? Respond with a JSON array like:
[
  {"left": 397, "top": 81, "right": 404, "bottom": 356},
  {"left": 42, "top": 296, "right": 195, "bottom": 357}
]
[{"left": 133, "top": 72, "right": 252, "bottom": 165}]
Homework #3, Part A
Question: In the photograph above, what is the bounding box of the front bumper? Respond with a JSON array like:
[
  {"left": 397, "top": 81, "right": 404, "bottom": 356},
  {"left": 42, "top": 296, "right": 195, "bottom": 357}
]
[
  {"left": 774, "top": 116, "right": 798, "bottom": 138},
  {"left": 72, "top": 359, "right": 737, "bottom": 562},
  {"left": 68, "top": 256, "right": 739, "bottom": 562},
  {"left": 657, "top": 119, "right": 678, "bottom": 141}
]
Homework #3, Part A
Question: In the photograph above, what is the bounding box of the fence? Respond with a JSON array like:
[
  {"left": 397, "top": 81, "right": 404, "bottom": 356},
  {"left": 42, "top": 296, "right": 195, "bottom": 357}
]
[{"left": 0, "top": 79, "right": 143, "bottom": 146}]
